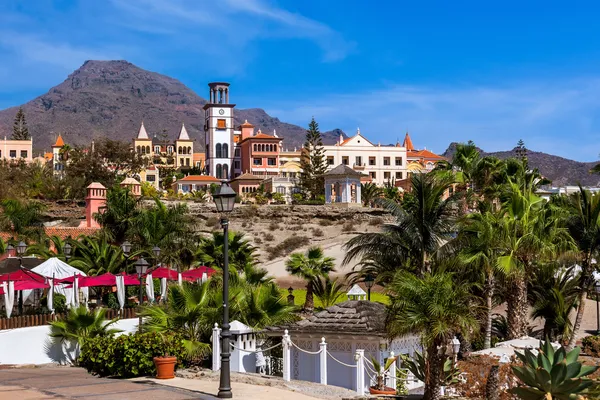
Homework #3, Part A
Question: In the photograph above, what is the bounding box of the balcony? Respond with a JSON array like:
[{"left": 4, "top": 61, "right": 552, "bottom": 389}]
[{"left": 353, "top": 163, "right": 366, "bottom": 170}]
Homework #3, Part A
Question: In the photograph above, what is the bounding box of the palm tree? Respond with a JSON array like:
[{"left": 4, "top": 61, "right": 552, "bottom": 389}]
[
  {"left": 344, "top": 172, "right": 456, "bottom": 281},
  {"left": 528, "top": 264, "right": 579, "bottom": 342},
  {"left": 313, "top": 277, "right": 345, "bottom": 308},
  {"left": 285, "top": 246, "right": 335, "bottom": 311},
  {"left": 496, "top": 182, "right": 575, "bottom": 339},
  {"left": 27, "top": 235, "right": 75, "bottom": 261},
  {"left": 142, "top": 278, "right": 295, "bottom": 359},
  {"left": 94, "top": 185, "right": 139, "bottom": 244},
  {"left": 458, "top": 207, "right": 502, "bottom": 349},
  {"left": 386, "top": 271, "right": 478, "bottom": 400},
  {"left": 129, "top": 198, "right": 190, "bottom": 251},
  {"left": 361, "top": 182, "right": 382, "bottom": 207},
  {"left": 70, "top": 236, "right": 128, "bottom": 275},
  {"left": 196, "top": 231, "right": 257, "bottom": 272},
  {"left": 49, "top": 305, "right": 121, "bottom": 363},
  {"left": 0, "top": 198, "right": 45, "bottom": 240},
  {"left": 558, "top": 187, "right": 600, "bottom": 348}
]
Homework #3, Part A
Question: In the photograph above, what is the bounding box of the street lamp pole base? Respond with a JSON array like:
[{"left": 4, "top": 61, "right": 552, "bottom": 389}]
[{"left": 217, "top": 389, "right": 233, "bottom": 399}]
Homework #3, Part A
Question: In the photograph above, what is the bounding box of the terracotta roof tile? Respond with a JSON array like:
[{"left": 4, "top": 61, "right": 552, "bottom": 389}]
[
  {"left": 53, "top": 135, "right": 64, "bottom": 147},
  {"left": 402, "top": 132, "right": 414, "bottom": 151}
]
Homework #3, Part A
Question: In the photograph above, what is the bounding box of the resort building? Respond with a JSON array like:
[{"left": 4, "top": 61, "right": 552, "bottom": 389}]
[
  {"left": 171, "top": 175, "right": 221, "bottom": 194},
  {"left": 238, "top": 122, "right": 282, "bottom": 176},
  {"left": 0, "top": 136, "right": 33, "bottom": 164},
  {"left": 323, "top": 129, "right": 407, "bottom": 186},
  {"left": 403, "top": 132, "right": 445, "bottom": 174},
  {"left": 132, "top": 122, "right": 194, "bottom": 170},
  {"left": 51, "top": 134, "right": 65, "bottom": 174}
]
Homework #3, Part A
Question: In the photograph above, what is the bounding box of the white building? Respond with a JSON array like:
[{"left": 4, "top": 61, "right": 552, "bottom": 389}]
[
  {"left": 323, "top": 129, "right": 407, "bottom": 186},
  {"left": 203, "top": 82, "right": 241, "bottom": 180}
]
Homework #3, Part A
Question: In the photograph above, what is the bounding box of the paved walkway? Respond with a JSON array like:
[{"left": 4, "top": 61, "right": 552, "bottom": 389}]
[
  {"left": 0, "top": 367, "right": 216, "bottom": 400},
  {"left": 0, "top": 367, "right": 322, "bottom": 400}
]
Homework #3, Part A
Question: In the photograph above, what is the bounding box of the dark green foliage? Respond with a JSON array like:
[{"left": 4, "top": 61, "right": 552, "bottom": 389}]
[
  {"left": 511, "top": 339, "right": 598, "bottom": 399},
  {"left": 299, "top": 118, "right": 327, "bottom": 199},
  {"left": 0, "top": 198, "right": 45, "bottom": 240},
  {"left": 79, "top": 332, "right": 186, "bottom": 378},
  {"left": 266, "top": 236, "right": 310, "bottom": 260},
  {"left": 40, "top": 293, "right": 67, "bottom": 314},
  {"left": 581, "top": 335, "right": 600, "bottom": 357},
  {"left": 12, "top": 108, "right": 30, "bottom": 140}
]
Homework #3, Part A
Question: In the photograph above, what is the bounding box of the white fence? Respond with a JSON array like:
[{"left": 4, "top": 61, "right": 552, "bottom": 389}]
[
  {"left": 212, "top": 327, "right": 423, "bottom": 394},
  {"left": 0, "top": 318, "right": 139, "bottom": 365}
]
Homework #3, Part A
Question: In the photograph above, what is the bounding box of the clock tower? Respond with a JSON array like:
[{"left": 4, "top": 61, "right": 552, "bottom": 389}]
[{"left": 204, "top": 82, "right": 235, "bottom": 180}]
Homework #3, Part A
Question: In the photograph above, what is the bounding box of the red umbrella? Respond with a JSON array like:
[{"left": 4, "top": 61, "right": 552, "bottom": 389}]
[
  {"left": 181, "top": 266, "right": 215, "bottom": 280},
  {"left": 148, "top": 267, "right": 180, "bottom": 280},
  {"left": 75, "top": 273, "right": 141, "bottom": 288},
  {"left": 14, "top": 280, "right": 49, "bottom": 290},
  {"left": 0, "top": 269, "right": 46, "bottom": 283}
]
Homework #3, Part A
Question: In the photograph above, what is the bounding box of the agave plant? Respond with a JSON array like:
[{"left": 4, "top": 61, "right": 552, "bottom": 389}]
[
  {"left": 399, "top": 351, "right": 460, "bottom": 386},
  {"left": 371, "top": 356, "right": 396, "bottom": 390},
  {"left": 511, "top": 339, "right": 598, "bottom": 399}
]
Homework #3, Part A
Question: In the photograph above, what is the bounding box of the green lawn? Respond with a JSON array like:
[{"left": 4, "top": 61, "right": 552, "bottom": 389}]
[{"left": 279, "top": 288, "right": 389, "bottom": 308}]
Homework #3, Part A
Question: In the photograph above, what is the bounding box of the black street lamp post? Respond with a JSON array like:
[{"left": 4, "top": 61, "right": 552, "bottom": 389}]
[
  {"left": 135, "top": 258, "right": 149, "bottom": 333},
  {"left": 213, "top": 183, "right": 237, "bottom": 399},
  {"left": 16, "top": 241, "right": 26, "bottom": 315},
  {"left": 64, "top": 243, "right": 72, "bottom": 262},
  {"left": 364, "top": 273, "right": 374, "bottom": 301}
]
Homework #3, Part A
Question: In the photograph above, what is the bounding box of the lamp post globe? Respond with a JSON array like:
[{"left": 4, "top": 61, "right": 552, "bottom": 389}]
[
  {"left": 213, "top": 182, "right": 236, "bottom": 399},
  {"left": 152, "top": 246, "right": 161, "bottom": 259},
  {"left": 64, "top": 243, "right": 72, "bottom": 261},
  {"left": 16, "top": 241, "right": 27, "bottom": 256},
  {"left": 121, "top": 241, "right": 132, "bottom": 257}
]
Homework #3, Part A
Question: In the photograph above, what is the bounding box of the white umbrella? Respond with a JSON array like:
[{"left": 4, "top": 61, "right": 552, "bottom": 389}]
[
  {"left": 48, "top": 277, "right": 54, "bottom": 314},
  {"left": 2, "top": 281, "right": 14, "bottom": 318}
]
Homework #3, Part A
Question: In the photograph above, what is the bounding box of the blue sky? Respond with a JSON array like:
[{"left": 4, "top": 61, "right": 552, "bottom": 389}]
[{"left": 1, "top": 1, "right": 600, "bottom": 161}]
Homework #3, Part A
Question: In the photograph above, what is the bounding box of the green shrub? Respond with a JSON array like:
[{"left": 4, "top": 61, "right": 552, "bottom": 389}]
[
  {"left": 312, "top": 228, "right": 324, "bottom": 237},
  {"left": 264, "top": 232, "right": 275, "bottom": 241},
  {"left": 318, "top": 219, "right": 332, "bottom": 227},
  {"left": 266, "top": 236, "right": 310, "bottom": 260},
  {"left": 582, "top": 335, "right": 600, "bottom": 357},
  {"left": 79, "top": 332, "right": 186, "bottom": 378},
  {"left": 206, "top": 216, "right": 220, "bottom": 228},
  {"left": 342, "top": 221, "right": 355, "bottom": 232},
  {"left": 41, "top": 293, "right": 67, "bottom": 314}
]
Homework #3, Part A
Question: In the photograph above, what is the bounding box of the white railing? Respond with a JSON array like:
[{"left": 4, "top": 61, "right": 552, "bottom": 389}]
[{"left": 211, "top": 325, "right": 422, "bottom": 395}]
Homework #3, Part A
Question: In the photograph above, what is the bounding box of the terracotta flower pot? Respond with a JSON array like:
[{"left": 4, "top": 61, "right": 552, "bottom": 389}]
[
  {"left": 153, "top": 356, "right": 177, "bottom": 379},
  {"left": 369, "top": 386, "right": 396, "bottom": 395}
]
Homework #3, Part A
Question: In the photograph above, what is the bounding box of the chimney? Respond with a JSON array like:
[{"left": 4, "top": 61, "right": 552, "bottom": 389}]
[{"left": 85, "top": 182, "right": 107, "bottom": 228}]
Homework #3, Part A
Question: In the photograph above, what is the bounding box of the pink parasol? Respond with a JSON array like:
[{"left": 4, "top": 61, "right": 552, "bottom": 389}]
[
  {"left": 181, "top": 266, "right": 216, "bottom": 280},
  {"left": 0, "top": 269, "right": 47, "bottom": 283},
  {"left": 148, "top": 267, "right": 180, "bottom": 280}
]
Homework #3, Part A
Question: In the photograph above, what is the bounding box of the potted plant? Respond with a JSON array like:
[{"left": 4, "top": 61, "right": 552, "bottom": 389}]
[
  {"left": 368, "top": 356, "right": 397, "bottom": 395},
  {"left": 153, "top": 335, "right": 178, "bottom": 379}
]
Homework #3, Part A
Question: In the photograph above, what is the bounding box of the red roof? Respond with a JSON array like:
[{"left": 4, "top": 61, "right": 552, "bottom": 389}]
[
  {"left": 44, "top": 227, "right": 100, "bottom": 239},
  {"left": 402, "top": 133, "right": 414, "bottom": 151},
  {"left": 52, "top": 135, "right": 65, "bottom": 147},
  {"left": 408, "top": 149, "right": 445, "bottom": 160}
]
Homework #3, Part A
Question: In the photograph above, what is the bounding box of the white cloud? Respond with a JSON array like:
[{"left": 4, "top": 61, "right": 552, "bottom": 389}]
[
  {"left": 0, "top": 34, "right": 120, "bottom": 70},
  {"left": 263, "top": 79, "right": 600, "bottom": 161},
  {"left": 109, "top": 0, "right": 353, "bottom": 63}
]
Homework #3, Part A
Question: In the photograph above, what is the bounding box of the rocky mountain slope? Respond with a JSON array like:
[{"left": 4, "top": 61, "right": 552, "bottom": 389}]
[
  {"left": 444, "top": 142, "right": 600, "bottom": 186},
  {"left": 0, "top": 60, "right": 342, "bottom": 152}
]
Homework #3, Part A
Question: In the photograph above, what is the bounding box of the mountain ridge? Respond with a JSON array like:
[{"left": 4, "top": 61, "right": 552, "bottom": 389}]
[
  {"left": 0, "top": 60, "right": 342, "bottom": 152},
  {"left": 443, "top": 142, "right": 600, "bottom": 186}
]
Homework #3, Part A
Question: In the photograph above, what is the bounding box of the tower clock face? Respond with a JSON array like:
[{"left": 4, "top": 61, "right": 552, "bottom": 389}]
[{"left": 219, "top": 109, "right": 225, "bottom": 115}]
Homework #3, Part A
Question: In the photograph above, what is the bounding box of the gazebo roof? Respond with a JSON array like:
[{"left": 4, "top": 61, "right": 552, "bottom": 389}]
[
  {"left": 265, "top": 300, "right": 386, "bottom": 336},
  {"left": 324, "top": 164, "right": 364, "bottom": 178}
]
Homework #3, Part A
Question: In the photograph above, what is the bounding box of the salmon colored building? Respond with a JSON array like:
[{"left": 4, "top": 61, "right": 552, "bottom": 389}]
[
  {"left": 0, "top": 137, "right": 33, "bottom": 163},
  {"left": 238, "top": 121, "right": 282, "bottom": 176}
]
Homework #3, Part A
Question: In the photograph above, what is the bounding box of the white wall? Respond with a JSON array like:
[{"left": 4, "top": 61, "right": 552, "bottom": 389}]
[{"left": 0, "top": 318, "right": 138, "bottom": 365}]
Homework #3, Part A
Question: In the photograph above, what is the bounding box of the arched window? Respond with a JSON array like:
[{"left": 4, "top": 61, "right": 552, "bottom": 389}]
[
  {"left": 146, "top": 146, "right": 151, "bottom": 154},
  {"left": 137, "top": 146, "right": 141, "bottom": 154},
  {"left": 253, "top": 144, "right": 257, "bottom": 152},
  {"left": 222, "top": 164, "right": 229, "bottom": 180},
  {"left": 154, "top": 146, "right": 160, "bottom": 153},
  {"left": 188, "top": 146, "right": 192, "bottom": 155},
  {"left": 178, "top": 146, "right": 182, "bottom": 155},
  {"left": 216, "top": 144, "right": 222, "bottom": 158},
  {"left": 141, "top": 146, "right": 146, "bottom": 155},
  {"left": 216, "top": 164, "right": 222, "bottom": 179},
  {"left": 222, "top": 144, "right": 228, "bottom": 158},
  {"left": 261, "top": 144, "right": 265, "bottom": 152}
]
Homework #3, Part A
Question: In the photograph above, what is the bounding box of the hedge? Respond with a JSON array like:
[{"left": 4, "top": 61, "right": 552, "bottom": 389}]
[{"left": 79, "top": 332, "right": 186, "bottom": 378}]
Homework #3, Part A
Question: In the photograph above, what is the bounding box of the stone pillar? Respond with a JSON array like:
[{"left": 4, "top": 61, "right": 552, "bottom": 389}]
[
  {"left": 355, "top": 349, "right": 365, "bottom": 395},
  {"left": 212, "top": 323, "right": 221, "bottom": 371},
  {"left": 355, "top": 179, "right": 362, "bottom": 204},
  {"left": 320, "top": 337, "right": 327, "bottom": 385},
  {"left": 282, "top": 330, "right": 291, "bottom": 382}
]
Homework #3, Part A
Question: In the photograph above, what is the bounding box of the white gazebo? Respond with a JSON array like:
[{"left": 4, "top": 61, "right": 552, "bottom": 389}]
[
  {"left": 324, "top": 164, "right": 364, "bottom": 207},
  {"left": 30, "top": 257, "right": 88, "bottom": 307}
]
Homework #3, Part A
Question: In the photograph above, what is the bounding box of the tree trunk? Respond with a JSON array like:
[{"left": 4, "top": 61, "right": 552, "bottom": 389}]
[
  {"left": 506, "top": 277, "right": 528, "bottom": 339},
  {"left": 424, "top": 343, "right": 443, "bottom": 400},
  {"left": 484, "top": 274, "right": 494, "bottom": 349},
  {"left": 485, "top": 365, "right": 500, "bottom": 400},
  {"left": 567, "top": 270, "right": 591, "bottom": 350},
  {"left": 304, "top": 283, "right": 314, "bottom": 312}
]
